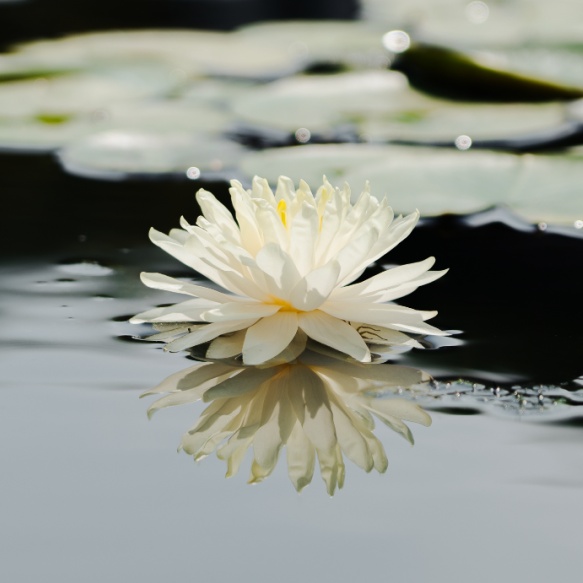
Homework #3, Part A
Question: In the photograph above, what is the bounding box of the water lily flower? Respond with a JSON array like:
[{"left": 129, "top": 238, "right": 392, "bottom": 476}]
[
  {"left": 143, "top": 353, "right": 432, "bottom": 494},
  {"left": 131, "top": 176, "right": 447, "bottom": 365}
]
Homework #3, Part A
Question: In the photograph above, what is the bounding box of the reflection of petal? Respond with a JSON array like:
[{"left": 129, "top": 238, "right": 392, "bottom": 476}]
[{"left": 143, "top": 352, "right": 432, "bottom": 494}]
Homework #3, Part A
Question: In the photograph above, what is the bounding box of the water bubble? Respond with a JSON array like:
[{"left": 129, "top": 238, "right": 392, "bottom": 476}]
[
  {"left": 295, "top": 128, "right": 311, "bottom": 143},
  {"left": 382, "top": 30, "right": 410, "bottom": 53},
  {"left": 465, "top": 1, "right": 489, "bottom": 24},
  {"left": 455, "top": 135, "right": 472, "bottom": 150},
  {"left": 186, "top": 166, "right": 201, "bottom": 180}
]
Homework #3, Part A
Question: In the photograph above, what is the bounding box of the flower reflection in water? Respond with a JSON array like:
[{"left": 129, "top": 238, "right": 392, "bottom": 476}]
[{"left": 144, "top": 351, "right": 431, "bottom": 494}]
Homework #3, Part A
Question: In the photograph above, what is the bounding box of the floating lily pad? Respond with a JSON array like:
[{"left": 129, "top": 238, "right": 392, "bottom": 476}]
[
  {"left": 0, "top": 74, "right": 162, "bottom": 119},
  {"left": 0, "top": 95, "right": 232, "bottom": 152},
  {"left": 102, "top": 100, "right": 231, "bottom": 133},
  {"left": 505, "top": 151, "right": 583, "bottom": 225},
  {"left": 240, "top": 143, "right": 394, "bottom": 184},
  {"left": 235, "top": 20, "right": 389, "bottom": 69},
  {"left": 232, "top": 70, "right": 430, "bottom": 131},
  {"left": 361, "top": 101, "right": 567, "bottom": 142},
  {"left": 363, "top": 0, "right": 583, "bottom": 47},
  {"left": 57, "top": 130, "right": 245, "bottom": 179},
  {"left": 241, "top": 144, "right": 583, "bottom": 224},
  {"left": 0, "top": 54, "right": 79, "bottom": 82},
  {"left": 0, "top": 117, "right": 101, "bottom": 152},
  {"left": 14, "top": 29, "right": 300, "bottom": 80}
]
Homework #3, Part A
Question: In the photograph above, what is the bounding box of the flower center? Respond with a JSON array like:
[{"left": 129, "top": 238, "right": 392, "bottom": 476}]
[{"left": 270, "top": 296, "right": 301, "bottom": 312}]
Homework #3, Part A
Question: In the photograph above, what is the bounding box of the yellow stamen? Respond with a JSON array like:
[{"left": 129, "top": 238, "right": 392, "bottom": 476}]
[
  {"left": 277, "top": 199, "right": 287, "bottom": 228},
  {"left": 270, "top": 296, "right": 300, "bottom": 312}
]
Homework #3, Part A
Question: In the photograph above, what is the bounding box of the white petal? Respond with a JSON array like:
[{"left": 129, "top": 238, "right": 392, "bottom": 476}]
[
  {"left": 242, "top": 311, "right": 299, "bottom": 365},
  {"left": 289, "top": 260, "right": 341, "bottom": 311},
  {"left": 254, "top": 243, "right": 301, "bottom": 294},
  {"left": 316, "top": 444, "right": 343, "bottom": 496},
  {"left": 139, "top": 272, "right": 245, "bottom": 303},
  {"left": 201, "top": 301, "right": 281, "bottom": 322},
  {"left": 286, "top": 420, "right": 315, "bottom": 492},
  {"left": 286, "top": 367, "right": 337, "bottom": 455},
  {"left": 166, "top": 319, "right": 258, "bottom": 352},
  {"left": 334, "top": 228, "right": 376, "bottom": 284},
  {"left": 203, "top": 367, "right": 276, "bottom": 402},
  {"left": 317, "top": 360, "right": 426, "bottom": 388},
  {"left": 332, "top": 257, "right": 436, "bottom": 300},
  {"left": 230, "top": 186, "right": 263, "bottom": 256},
  {"left": 350, "top": 323, "right": 421, "bottom": 347},
  {"left": 372, "top": 398, "right": 432, "bottom": 427},
  {"left": 130, "top": 298, "right": 214, "bottom": 323},
  {"left": 181, "top": 398, "right": 244, "bottom": 456},
  {"left": 339, "top": 210, "right": 420, "bottom": 286},
  {"left": 253, "top": 388, "right": 294, "bottom": 473},
  {"left": 206, "top": 330, "right": 246, "bottom": 359},
  {"left": 195, "top": 188, "right": 240, "bottom": 242},
  {"left": 254, "top": 200, "right": 288, "bottom": 249},
  {"left": 298, "top": 310, "right": 371, "bottom": 362},
  {"left": 320, "top": 301, "right": 446, "bottom": 336},
  {"left": 375, "top": 272, "right": 447, "bottom": 303},
  {"left": 288, "top": 200, "right": 318, "bottom": 276},
  {"left": 328, "top": 396, "right": 373, "bottom": 472}
]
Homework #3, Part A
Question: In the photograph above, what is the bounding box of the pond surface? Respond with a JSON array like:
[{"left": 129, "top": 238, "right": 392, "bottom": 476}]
[{"left": 2, "top": 154, "right": 582, "bottom": 582}]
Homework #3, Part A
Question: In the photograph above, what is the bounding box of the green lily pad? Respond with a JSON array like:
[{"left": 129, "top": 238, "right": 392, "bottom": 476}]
[
  {"left": 0, "top": 95, "right": 232, "bottom": 152},
  {"left": 235, "top": 20, "right": 389, "bottom": 69},
  {"left": 0, "top": 74, "right": 162, "bottom": 119},
  {"left": 0, "top": 117, "right": 99, "bottom": 152},
  {"left": 57, "top": 130, "right": 245, "bottom": 179},
  {"left": 363, "top": 0, "right": 583, "bottom": 47},
  {"left": 240, "top": 143, "right": 395, "bottom": 184},
  {"left": 232, "top": 70, "right": 431, "bottom": 131},
  {"left": 14, "top": 29, "right": 300, "bottom": 80},
  {"left": 361, "top": 101, "right": 567, "bottom": 142}
]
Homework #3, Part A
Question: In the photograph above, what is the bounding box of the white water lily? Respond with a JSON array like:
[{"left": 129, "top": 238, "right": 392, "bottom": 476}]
[
  {"left": 131, "top": 176, "right": 447, "bottom": 365},
  {"left": 143, "top": 354, "right": 432, "bottom": 494}
]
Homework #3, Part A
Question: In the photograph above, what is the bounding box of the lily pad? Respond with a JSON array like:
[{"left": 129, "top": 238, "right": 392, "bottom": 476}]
[
  {"left": 0, "top": 117, "right": 102, "bottom": 152},
  {"left": 57, "top": 130, "right": 245, "bottom": 179},
  {"left": 0, "top": 74, "right": 161, "bottom": 119},
  {"left": 240, "top": 143, "right": 395, "bottom": 184},
  {"left": 232, "top": 70, "right": 431, "bottom": 131},
  {"left": 235, "top": 20, "right": 389, "bottom": 69},
  {"left": 0, "top": 95, "right": 232, "bottom": 152},
  {"left": 362, "top": 0, "right": 583, "bottom": 47},
  {"left": 14, "top": 29, "right": 300, "bottom": 80},
  {"left": 361, "top": 101, "right": 567, "bottom": 142}
]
